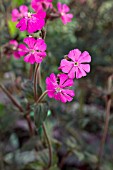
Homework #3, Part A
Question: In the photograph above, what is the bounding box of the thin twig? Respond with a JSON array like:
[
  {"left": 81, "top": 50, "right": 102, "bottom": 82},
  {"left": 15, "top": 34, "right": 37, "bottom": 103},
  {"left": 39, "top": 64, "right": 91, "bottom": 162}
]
[
  {"left": 96, "top": 75, "right": 113, "bottom": 169},
  {"left": 96, "top": 95, "right": 111, "bottom": 169},
  {"left": 42, "top": 123, "right": 52, "bottom": 169},
  {"left": 0, "top": 84, "right": 24, "bottom": 112}
]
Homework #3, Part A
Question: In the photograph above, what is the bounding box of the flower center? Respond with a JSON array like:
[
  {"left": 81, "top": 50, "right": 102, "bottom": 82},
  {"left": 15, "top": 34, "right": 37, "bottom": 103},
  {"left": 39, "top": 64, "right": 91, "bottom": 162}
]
[
  {"left": 61, "top": 12, "right": 65, "bottom": 16},
  {"left": 27, "top": 12, "right": 32, "bottom": 18},
  {"left": 56, "top": 87, "right": 61, "bottom": 93},
  {"left": 74, "top": 62, "right": 78, "bottom": 66},
  {"left": 30, "top": 49, "right": 35, "bottom": 54},
  {"left": 12, "top": 46, "right": 16, "bottom": 50}
]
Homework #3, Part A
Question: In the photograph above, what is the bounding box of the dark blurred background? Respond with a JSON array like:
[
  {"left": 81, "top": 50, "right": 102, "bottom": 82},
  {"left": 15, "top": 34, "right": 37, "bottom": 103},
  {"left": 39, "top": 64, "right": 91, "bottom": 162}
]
[{"left": 0, "top": 0, "right": 113, "bottom": 170}]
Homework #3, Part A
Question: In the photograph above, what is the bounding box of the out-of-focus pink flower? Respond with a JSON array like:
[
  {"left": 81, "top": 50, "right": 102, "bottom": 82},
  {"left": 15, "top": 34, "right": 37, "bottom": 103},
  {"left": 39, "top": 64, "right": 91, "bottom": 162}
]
[
  {"left": 57, "top": 2, "right": 73, "bottom": 25},
  {"left": 31, "top": 0, "right": 53, "bottom": 12},
  {"left": 9, "top": 40, "right": 21, "bottom": 59},
  {"left": 16, "top": 9, "right": 46, "bottom": 33},
  {"left": 46, "top": 73, "right": 75, "bottom": 103},
  {"left": 12, "top": 5, "right": 28, "bottom": 22},
  {"left": 59, "top": 49, "right": 91, "bottom": 79},
  {"left": 18, "top": 37, "right": 47, "bottom": 64}
]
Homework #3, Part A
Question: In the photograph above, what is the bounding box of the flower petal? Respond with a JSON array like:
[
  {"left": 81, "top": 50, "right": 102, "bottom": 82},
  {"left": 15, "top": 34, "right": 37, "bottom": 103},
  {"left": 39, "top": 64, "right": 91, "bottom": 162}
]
[
  {"left": 68, "top": 66, "right": 76, "bottom": 79},
  {"left": 59, "top": 93, "right": 67, "bottom": 103},
  {"left": 19, "top": 5, "right": 28, "bottom": 14},
  {"left": 62, "top": 4, "right": 70, "bottom": 13},
  {"left": 34, "top": 39, "right": 47, "bottom": 51},
  {"left": 49, "top": 73, "right": 57, "bottom": 83},
  {"left": 57, "top": 2, "right": 62, "bottom": 13},
  {"left": 18, "top": 44, "right": 29, "bottom": 56},
  {"left": 58, "top": 73, "right": 68, "bottom": 86},
  {"left": 68, "top": 49, "right": 81, "bottom": 62},
  {"left": 76, "top": 67, "right": 86, "bottom": 79},
  {"left": 61, "top": 79, "right": 74, "bottom": 87},
  {"left": 79, "top": 64, "right": 90, "bottom": 73},
  {"left": 12, "top": 9, "right": 20, "bottom": 22},
  {"left": 16, "top": 18, "right": 27, "bottom": 31},
  {"left": 24, "top": 54, "right": 35, "bottom": 64},
  {"left": 62, "top": 89, "right": 75, "bottom": 97},
  {"left": 34, "top": 53, "right": 43, "bottom": 63},
  {"left": 61, "top": 14, "right": 73, "bottom": 24},
  {"left": 23, "top": 37, "right": 36, "bottom": 49},
  {"left": 62, "top": 92, "right": 73, "bottom": 102},
  {"left": 78, "top": 51, "right": 91, "bottom": 63},
  {"left": 59, "top": 59, "right": 73, "bottom": 73}
]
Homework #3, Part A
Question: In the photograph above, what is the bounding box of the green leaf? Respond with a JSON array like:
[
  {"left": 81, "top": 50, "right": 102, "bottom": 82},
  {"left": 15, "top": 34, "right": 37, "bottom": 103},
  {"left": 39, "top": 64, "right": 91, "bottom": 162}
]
[
  {"left": 11, "top": 0, "right": 25, "bottom": 7},
  {"left": 8, "top": 20, "right": 17, "bottom": 37},
  {"left": 34, "top": 102, "right": 48, "bottom": 129}
]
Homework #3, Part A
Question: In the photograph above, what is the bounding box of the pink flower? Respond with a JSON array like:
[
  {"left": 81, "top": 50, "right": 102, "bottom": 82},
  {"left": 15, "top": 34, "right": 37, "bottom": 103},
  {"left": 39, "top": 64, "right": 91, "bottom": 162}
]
[
  {"left": 59, "top": 49, "right": 91, "bottom": 79},
  {"left": 31, "top": 0, "right": 53, "bottom": 12},
  {"left": 12, "top": 5, "right": 28, "bottom": 22},
  {"left": 9, "top": 40, "right": 21, "bottom": 59},
  {"left": 46, "top": 73, "right": 75, "bottom": 103},
  {"left": 18, "top": 37, "right": 47, "bottom": 64},
  {"left": 57, "top": 2, "right": 73, "bottom": 25},
  {"left": 16, "top": 9, "right": 46, "bottom": 33}
]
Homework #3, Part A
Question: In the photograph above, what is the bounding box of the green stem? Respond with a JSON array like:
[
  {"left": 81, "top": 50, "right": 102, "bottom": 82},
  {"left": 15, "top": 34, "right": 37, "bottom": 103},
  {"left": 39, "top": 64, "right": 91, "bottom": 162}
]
[{"left": 42, "top": 123, "right": 52, "bottom": 169}]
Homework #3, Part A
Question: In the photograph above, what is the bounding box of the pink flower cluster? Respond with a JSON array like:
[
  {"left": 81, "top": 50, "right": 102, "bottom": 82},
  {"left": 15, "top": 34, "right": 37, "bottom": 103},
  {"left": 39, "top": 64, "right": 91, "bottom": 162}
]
[
  {"left": 10, "top": 2, "right": 91, "bottom": 103},
  {"left": 11, "top": 2, "right": 73, "bottom": 63},
  {"left": 46, "top": 49, "right": 91, "bottom": 103}
]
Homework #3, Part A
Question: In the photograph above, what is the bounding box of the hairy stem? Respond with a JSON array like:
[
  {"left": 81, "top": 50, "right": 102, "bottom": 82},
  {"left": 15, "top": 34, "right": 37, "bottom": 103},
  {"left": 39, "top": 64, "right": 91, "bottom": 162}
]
[
  {"left": 34, "top": 64, "right": 39, "bottom": 101},
  {"left": 42, "top": 123, "right": 52, "bottom": 169},
  {"left": 37, "top": 64, "right": 41, "bottom": 86},
  {"left": 29, "top": 65, "right": 33, "bottom": 80},
  {"left": 36, "top": 90, "right": 47, "bottom": 104}
]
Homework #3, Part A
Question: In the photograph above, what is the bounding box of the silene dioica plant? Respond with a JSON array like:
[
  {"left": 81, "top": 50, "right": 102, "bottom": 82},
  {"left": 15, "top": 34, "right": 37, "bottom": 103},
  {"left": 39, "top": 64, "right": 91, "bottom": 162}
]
[{"left": 0, "top": 0, "right": 92, "bottom": 169}]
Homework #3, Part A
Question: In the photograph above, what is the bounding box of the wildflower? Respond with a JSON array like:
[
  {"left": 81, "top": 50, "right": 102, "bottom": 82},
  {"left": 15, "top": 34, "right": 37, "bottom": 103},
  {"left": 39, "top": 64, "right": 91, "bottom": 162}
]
[
  {"left": 59, "top": 49, "right": 91, "bottom": 79},
  {"left": 31, "top": 0, "right": 53, "bottom": 12},
  {"left": 18, "top": 37, "right": 47, "bottom": 64},
  {"left": 16, "top": 9, "right": 46, "bottom": 33},
  {"left": 9, "top": 40, "right": 21, "bottom": 59},
  {"left": 12, "top": 5, "right": 28, "bottom": 22},
  {"left": 57, "top": 2, "right": 73, "bottom": 25},
  {"left": 46, "top": 73, "right": 75, "bottom": 103}
]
